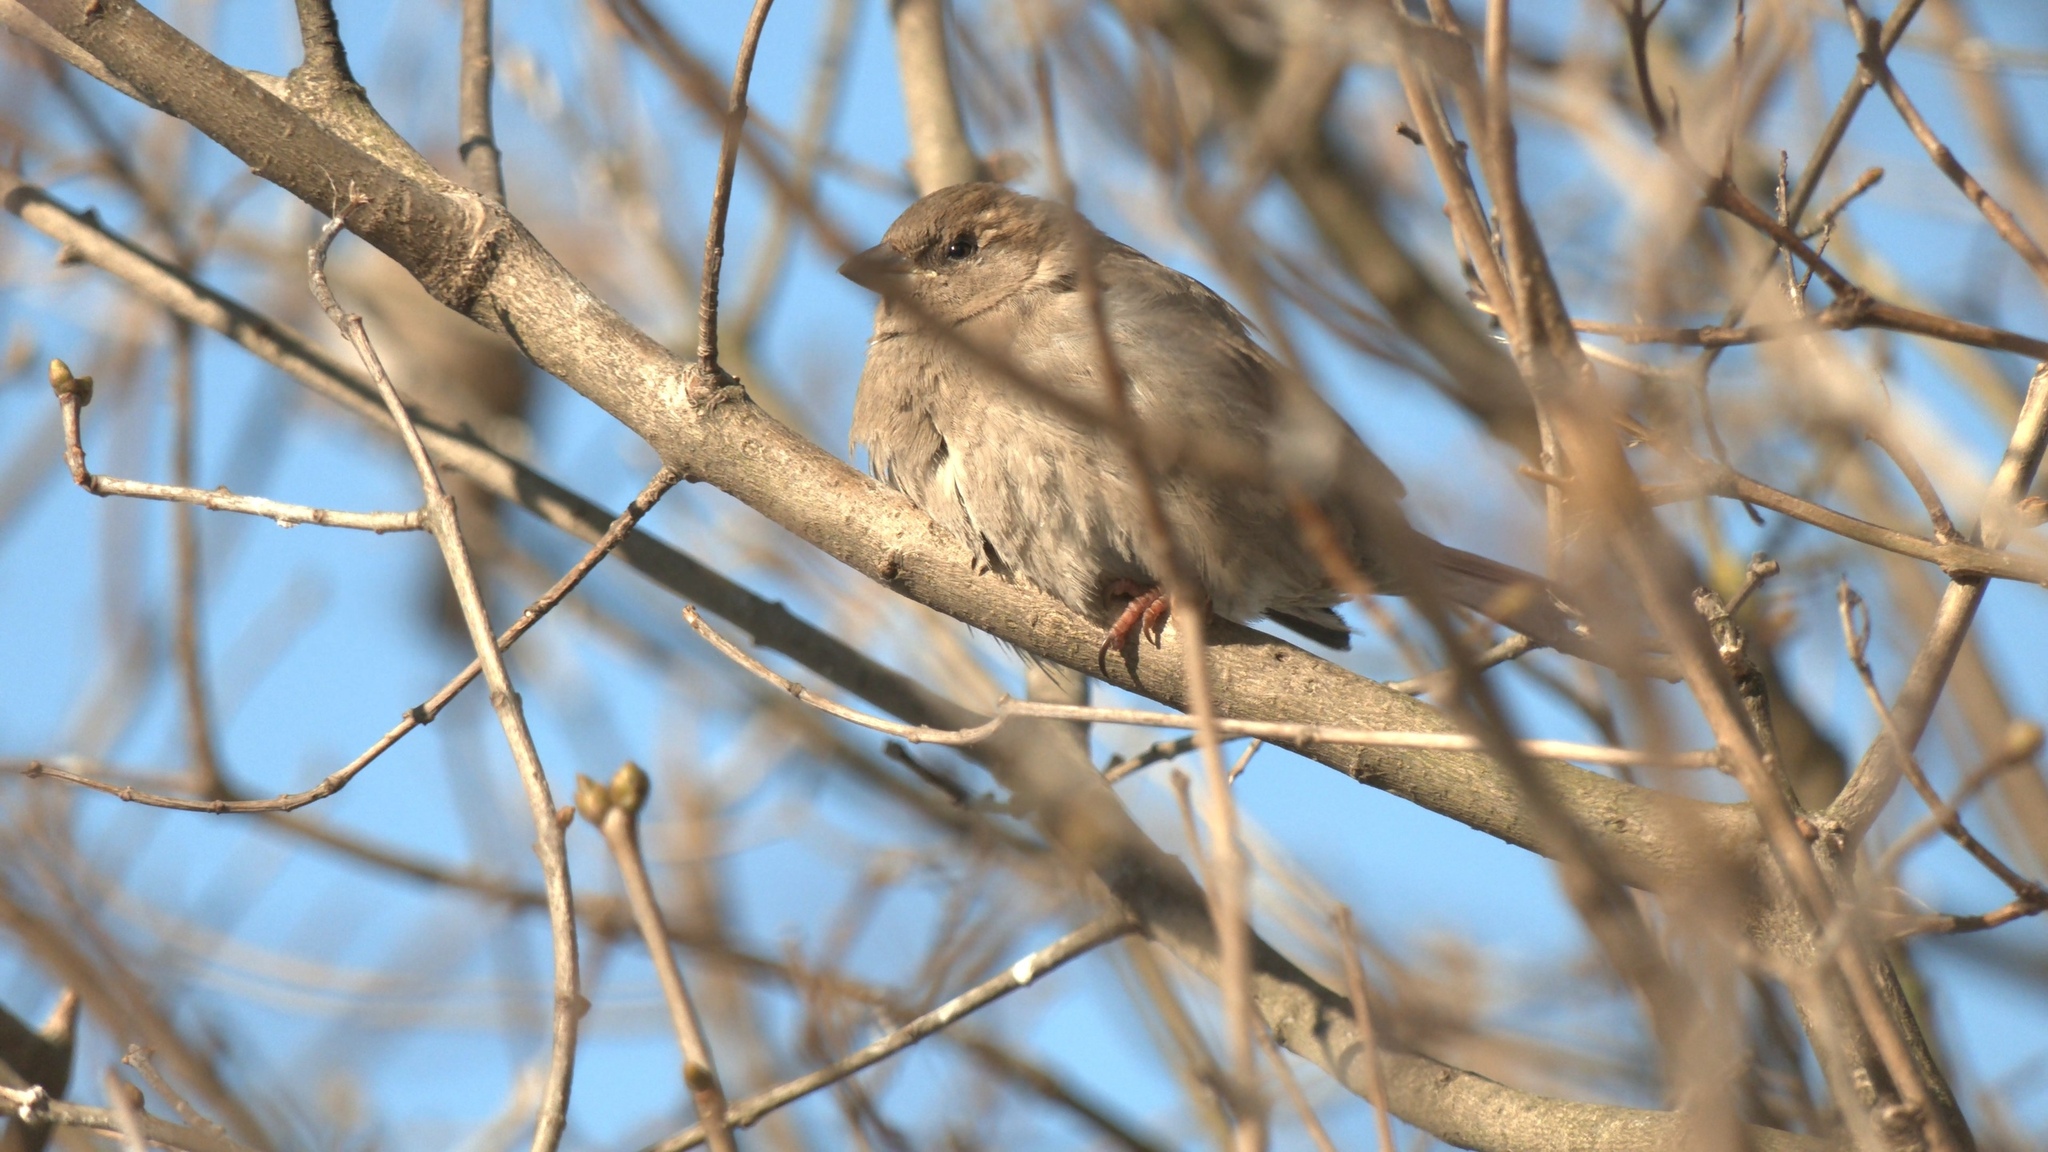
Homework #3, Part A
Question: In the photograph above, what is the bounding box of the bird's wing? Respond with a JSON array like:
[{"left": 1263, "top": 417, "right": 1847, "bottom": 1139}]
[{"left": 1092, "top": 244, "right": 1407, "bottom": 501}]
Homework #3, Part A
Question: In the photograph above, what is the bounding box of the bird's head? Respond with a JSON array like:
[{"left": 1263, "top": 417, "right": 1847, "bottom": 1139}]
[{"left": 839, "top": 182, "right": 1082, "bottom": 326}]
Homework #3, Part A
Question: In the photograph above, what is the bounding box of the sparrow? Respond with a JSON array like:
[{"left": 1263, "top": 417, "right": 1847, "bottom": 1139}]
[{"left": 842, "top": 182, "right": 1595, "bottom": 662}]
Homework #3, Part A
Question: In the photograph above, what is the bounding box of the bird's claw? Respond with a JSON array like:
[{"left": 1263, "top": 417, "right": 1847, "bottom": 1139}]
[{"left": 1101, "top": 582, "right": 1172, "bottom": 660}]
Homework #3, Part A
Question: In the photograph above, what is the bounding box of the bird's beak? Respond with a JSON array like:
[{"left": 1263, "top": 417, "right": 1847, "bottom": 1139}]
[{"left": 839, "top": 244, "right": 914, "bottom": 292}]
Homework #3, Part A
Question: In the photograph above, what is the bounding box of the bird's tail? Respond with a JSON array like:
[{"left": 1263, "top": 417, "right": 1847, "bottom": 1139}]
[{"left": 1428, "top": 543, "right": 1668, "bottom": 676}]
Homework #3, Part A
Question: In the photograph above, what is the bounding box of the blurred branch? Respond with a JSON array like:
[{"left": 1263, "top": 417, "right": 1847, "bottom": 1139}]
[
  {"left": 102, "top": 1071, "right": 147, "bottom": 1152},
  {"left": 457, "top": 0, "right": 503, "bottom": 203},
  {"left": 144, "top": 306, "right": 225, "bottom": 810},
  {"left": 1333, "top": 909, "right": 1395, "bottom": 1152},
  {"left": 0, "top": 1088, "right": 254, "bottom": 1152},
  {"left": 891, "top": 0, "right": 984, "bottom": 194}
]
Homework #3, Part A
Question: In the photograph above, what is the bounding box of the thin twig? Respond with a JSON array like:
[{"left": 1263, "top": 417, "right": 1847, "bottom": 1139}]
[
  {"left": 1651, "top": 457, "right": 2048, "bottom": 588},
  {"left": 684, "top": 604, "right": 1718, "bottom": 767},
  {"left": 0, "top": 1086, "right": 256, "bottom": 1152},
  {"left": 1875, "top": 721, "right": 2045, "bottom": 882},
  {"left": 1838, "top": 584, "right": 2047, "bottom": 902},
  {"left": 458, "top": 0, "right": 505, "bottom": 203},
  {"left": 647, "top": 917, "right": 1135, "bottom": 1152},
  {"left": 1573, "top": 299, "right": 2048, "bottom": 362},
  {"left": 1803, "top": 167, "right": 1884, "bottom": 238},
  {"left": 1845, "top": 0, "right": 2048, "bottom": 295},
  {"left": 730, "top": 0, "right": 858, "bottom": 345},
  {"left": 1102, "top": 735, "right": 1201, "bottom": 784},
  {"left": 121, "top": 1048, "right": 221, "bottom": 1138},
  {"left": 309, "top": 202, "right": 579, "bottom": 1152},
  {"left": 1386, "top": 633, "right": 1535, "bottom": 695},
  {"left": 1226, "top": 740, "right": 1264, "bottom": 784},
  {"left": 22, "top": 467, "right": 679, "bottom": 814},
  {"left": 1828, "top": 366, "right": 2048, "bottom": 842},
  {"left": 48, "top": 360, "right": 425, "bottom": 532},
  {"left": 1864, "top": 421, "right": 1961, "bottom": 543},
  {"left": 1885, "top": 894, "right": 2048, "bottom": 938},
  {"left": 1333, "top": 908, "right": 1396, "bottom": 1152},
  {"left": 1725, "top": 553, "right": 1781, "bottom": 617},
  {"left": 1695, "top": 584, "right": 1795, "bottom": 812},
  {"left": 694, "top": 0, "right": 776, "bottom": 375},
  {"left": 1036, "top": 59, "right": 1263, "bottom": 1147},
  {"left": 579, "top": 764, "right": 739, "bottom": 1152}
]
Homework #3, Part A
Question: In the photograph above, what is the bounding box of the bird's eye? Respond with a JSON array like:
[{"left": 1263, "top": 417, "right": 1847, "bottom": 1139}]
[{"left": 942, "top": 234, "right": 978, "bottom": 260}]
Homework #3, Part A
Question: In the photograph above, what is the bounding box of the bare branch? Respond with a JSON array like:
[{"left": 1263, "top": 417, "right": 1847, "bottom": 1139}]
[
  {"left": 694, "top": 0, "right": 775, "bottom": 376},
  {"left": 649, "top": 917, "right": 1136, "bottom": 1152},
  {"left": 1845, "top": 0, "right": 2048, "bottom": 295},
  {"left": 579, "top": 764, "right": 739, "bottom": 1152},
  {"left": 1333, "top": 909, "right": 1396, "bottom": 1152},
  {"left": 20, "top": 466, "right": 677, "bottom": 814},
  {"left": 1828, "top": 366, "right": 2048, "bottom": 843},
  {"left": 685, "top": 607, "right": 1718, "bottom": 768},
  {"left": 891, "top": 0, "right": 985, "bottom": 193},
  {"left": 0, "top": 1086, "right": 255, "bottom": 1152},
  {"left": 47, "top": 359, "right": 425, "bottom": 532},
  {"left": 310, "top": 205, "right": 580, "bottom": 1152},
  {"left": 457, "top": 0, "right": 504, "bottom": 203}
]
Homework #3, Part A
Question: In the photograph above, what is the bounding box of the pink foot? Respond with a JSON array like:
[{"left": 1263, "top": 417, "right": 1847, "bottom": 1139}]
[{"left": 1101, "top": 581, "right": 1173, "bottom": 660}]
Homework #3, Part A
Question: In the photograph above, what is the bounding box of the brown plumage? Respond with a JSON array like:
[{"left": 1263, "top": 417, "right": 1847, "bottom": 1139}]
[{"left": 843, "top": 183, "right": 1590, "bottom": 658}]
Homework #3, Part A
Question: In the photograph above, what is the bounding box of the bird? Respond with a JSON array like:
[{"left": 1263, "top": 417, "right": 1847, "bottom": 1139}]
[{"left": 841, "top": 182, "right": 1602, "bottom": 664}]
